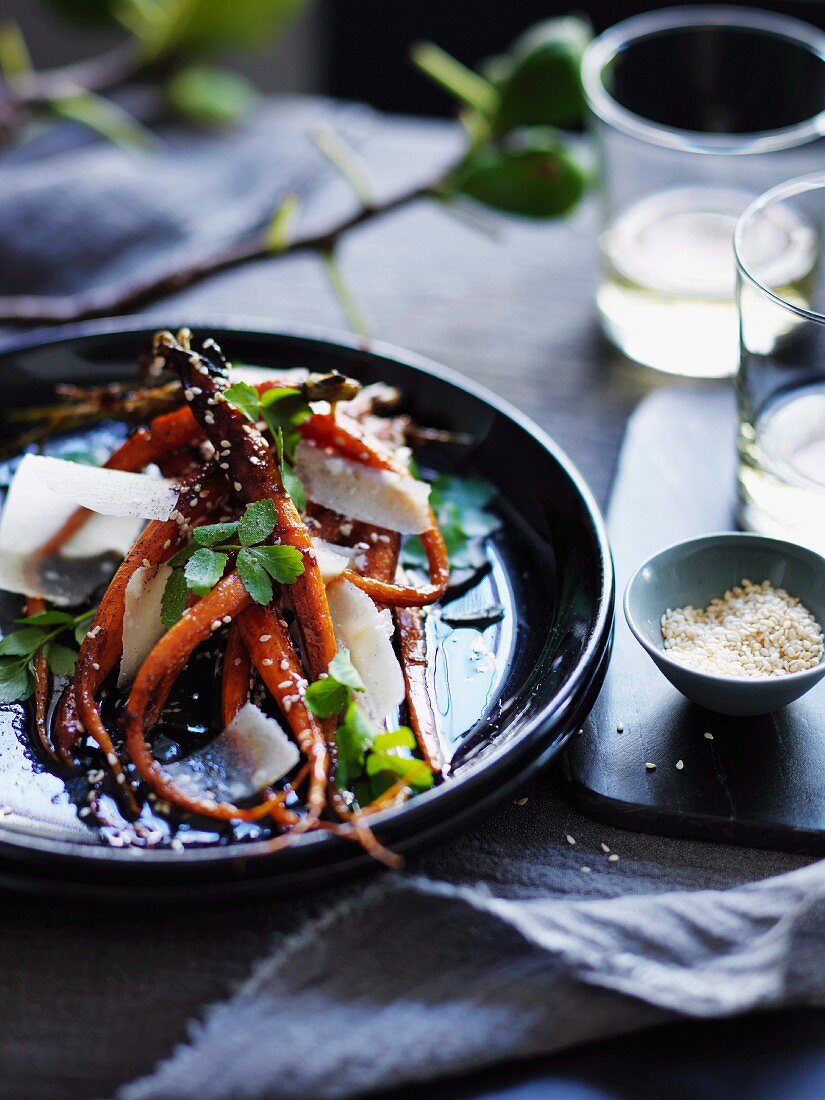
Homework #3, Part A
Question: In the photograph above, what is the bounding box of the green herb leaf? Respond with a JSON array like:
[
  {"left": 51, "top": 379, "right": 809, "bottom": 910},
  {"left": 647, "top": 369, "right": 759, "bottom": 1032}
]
[
  {"left": 238, "top": 498, "right": 277, "bottom": 546},
  {"left": 0, "top": 629, "right": 47, "bottom": 657},
  {"left": 167, "top": 65, "right": 257, "bottom": 128},
  {"left": 168, "top": 542, "right": 199, "bottom": 568},
  {"left": 411, "top": 41, "right": 500, "bottom": 119},
  {"left": 0, "top": 661, "right": 32, "bottom": 705},
  {"left": 184, "top": 548, "right": 228, "bottom": 596},
  {"left": 192, "top": 521, "right": 238, "bottom": 547},
  {"left": 328, "top": 648, "right": 365, "bottom": 692},
  {"left": 281, "top": 459, "right": 307, "bottom": 512},
  {"left": 236, "top": 548, "right": 274, "bottom": 605},
  {"left": 246, "top": 544, "right": 304, "bottom": 585},
  {"left": 305, "top": 676, "right": 349, "bottom": 719},
  {"left": 51, "top": 91, "right": 154, "bottom": 152},
  {"left": 260, "top": 387, "right": 313, "bottom": 427},
  {"left": 335, "top": 701, "right": 375, "bottom": 790},
  {"left": 75, "top": 620, "right": 90, "bottom": 646},
  {"left": 161, "top": 569, "right": 188, "bottom": 631},
  {"left": 373, "top": 727, "right": 417, "bottom": 752},
  {"left": 265, "top": 193, "right": 301, "bottom": 253},
  {"left": 365, "top": 751, "right": 434, "bottom": 791},
  {"left": 45, "top": 641, "right": 78, "bottom": 678},
  {"left": 14, "top": 611, "right": 74, "bottom": 627},
  {"left": 223, "top": 381, "right": 261, "bottom": 423}
]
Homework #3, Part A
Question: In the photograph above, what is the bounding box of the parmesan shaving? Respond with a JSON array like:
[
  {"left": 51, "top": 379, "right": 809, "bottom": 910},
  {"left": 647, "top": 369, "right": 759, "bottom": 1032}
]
[
  {"left": 165, "top": 702, "right": 299, "bottom": 802},
  {"left": 118, "top": 564, "right": 172, "bottom": 687},
  {"left": 326, "top": 578, "right": 405, "bottom": 724},
  {"left": 312, "top": 538, "right": 354, "bottom": 584},
  {"left": 294, "top": 440, "right": 431, "bottom": 535}
]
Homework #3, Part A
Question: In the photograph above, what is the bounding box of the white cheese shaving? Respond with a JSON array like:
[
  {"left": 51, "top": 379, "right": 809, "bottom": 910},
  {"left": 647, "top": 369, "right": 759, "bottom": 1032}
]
[
  {"left": 25, "top": 455, "right": 179, "bottom": 521},
  {"left": 0, "top": 455, "right": 178, "bottom": 604},
  {"left": 326, "top": 578, "right": 405, "bottom": 725},
  {"left": 228, "top": 364, "right": 309, "bottom": 387},
  {"left": 294, "top": 440, "right": 431, "bottom": 535},
  {"left": 165, "top": 702, "right": 299, "bottom": 802},
  {"left": 312, "top": 538, "right": 353, "bottom": 584},
  {"left": 118, "top": 564, "right": 172, "bottom": 688}
]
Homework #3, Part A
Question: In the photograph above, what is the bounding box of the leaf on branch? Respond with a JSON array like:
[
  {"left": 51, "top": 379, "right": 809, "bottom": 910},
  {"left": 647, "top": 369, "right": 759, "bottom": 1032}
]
[
  {"left": 51, "top": 90, "right": 154, "bottom": 151},
  {"left": 237, "top": 498, "right": 277, "bottom": 546},
  {"left": 223, "top": 381, "right": 261, "bottom": 423},
  {"left": 236, "top": 547, "right": 273, "bottom": 605},
  {"left": 246, "top": 544, "right": 304, "bottom": 585},
  {"left": 167, "top": 65, "right": 257, "bottom": 128},
  {"left": 0, "top": 662, "right": 32, "bottom": 705},
  {"left": 311, "top": 128, "right": 374, "bottom": 208},
  {"left": 0, "top": 21, "right": 32, "bottom": 84},
  {"left": 321, "top": 249, "right": 371, "bottom": 338},
  {"left": 161, "top": 568, "right": 188, "bottom": 631},
  {"left": 411, "top": 41, "right": 499, "bottom": 120},
  {"left": 118, "top": 0, "right": 308, "bottom": 61},
  {"left": 490, "top": 17, "right": 592, "bottom": 132},
  {"left": 448, "top": 134, "right": 587, "bottom": 218},
  {"left": 192, "top": 521, "right": 238, "bottom": 547},
  {"left": 45, "top": 641, "right": 78, "bottom": 678},
  {"left": 265, "top": 193, "right": 301, "bottom": 253}
]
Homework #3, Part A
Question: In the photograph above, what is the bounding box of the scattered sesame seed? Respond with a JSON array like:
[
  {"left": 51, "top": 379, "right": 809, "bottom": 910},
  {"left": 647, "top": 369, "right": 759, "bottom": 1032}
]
[
  {"left": 645, "top": 761, "right": 656, "bottom": 771},
  {"left": 608, "top": 853, "right": 620, "bottom": 863},
  {"left": 280, "top": 659, "right": 290, "bottom": 670},
  {"left": 91, "top": 661, "right": 100, "bottom": 671},
  {"left": 676, "top": 759, "right": 685, "bottom": 770},
  {"left": 222, "top": 615, "right": 232, "bottom": 624},
  {"left": 262, "top": 658, "right": 274, "bottom": 667},
  {"left": 259, "top": 634, "right": 271, "bottom": 642},
  {"left": 581, "top": 866, "right": 592, "bottom": 874},
  {"left": 233, "top": 482, "right": 243, "bottom": 492},
  {"left": 704, "top": 732, "right": 714, "bottom": 741},
  {"left": 617, "top": 722, "right": 624, "bottom": 732},
  {"left": 565, "top": 834, "right": 576, "bottom": 845},
  {"left": 600, "top": 842, "right": 610, "bottom": 853}
]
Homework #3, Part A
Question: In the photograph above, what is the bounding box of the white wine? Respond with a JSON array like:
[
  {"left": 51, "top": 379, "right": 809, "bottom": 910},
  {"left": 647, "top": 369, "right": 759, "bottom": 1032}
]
[
  {"left": 739, "top": 385, "right": 825, "bottom": 553},
  {"left": 598, "top": 186, "right": 815, "bottom": 378}
]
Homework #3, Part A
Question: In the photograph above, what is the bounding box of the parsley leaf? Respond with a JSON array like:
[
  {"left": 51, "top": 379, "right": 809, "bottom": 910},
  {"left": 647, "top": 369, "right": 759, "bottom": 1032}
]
[
  {"left": 236, "top": 548, "right": 273, "bottom": 605},
  {"left": 45, "top": 641, "right": 78, "bottom": 678},
  {"left": 335, "top": 700, "right": 375, "bottom": 791},
  {"left": 237, "top": 498, "right": 277, "bottom": 546},
  {"left": 192, "top": 521, "right": 238, "bottom": 547},
  {"left": 0, "top": 662, "right": 32, "bottom": 705},
  {"left": 161, "top": 569, "right": 188, "bottom": 631},
  {"left": 14, "top": 610, "right": 74, "bottom": 627},
  {"left": 184, "top": 548, "right": 228, "bottom": 596},
  {"left": 366, "top": 750, "right": 434, "bottom": 791},
  {"left": 328, "top": 649, "right": 365, "bottom": 692},
  {"left": 222, "top": 381, "right": 260, "bottom": 423},
  {"left": 275, "top": 427, "right": 307, "bottom": 510},
  {"left": 305, "top": 676, "right": 349, "bottom": 718},
  {"left": 373, "top": 727, "right": 417, "bottom": 751},
  {"left": 402, "top": 473, "right": 499, "bottom": 571},
  {"left": 260, "top": 387, "right": 313, "bottom": 429},
  {"left": 245, "top": 544, "right": 305, "bottom": 584},
  {"left": 0, "top": 628, "right": 47, "bottom": 657}
]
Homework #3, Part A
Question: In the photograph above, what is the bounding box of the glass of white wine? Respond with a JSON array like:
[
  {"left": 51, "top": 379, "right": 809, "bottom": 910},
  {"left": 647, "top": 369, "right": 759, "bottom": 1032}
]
[
  {"left": 736, "top": 174, "right": 825, "bottom": 551},
  {"left": 582, "top": 6, "right": 825, "bottom": 379}
]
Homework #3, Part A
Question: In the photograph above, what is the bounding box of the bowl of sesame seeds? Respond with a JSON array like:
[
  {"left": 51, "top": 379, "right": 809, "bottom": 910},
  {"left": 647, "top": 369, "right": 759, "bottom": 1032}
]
[{"left": 624, "top": 532, "right": 825, "bottom": 715}]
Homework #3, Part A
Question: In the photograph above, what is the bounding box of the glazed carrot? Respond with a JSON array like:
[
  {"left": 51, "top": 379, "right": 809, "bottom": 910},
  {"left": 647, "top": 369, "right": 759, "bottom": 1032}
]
[
  {"left": 237, "top": 605, "right": 328, "bottom": 822},
  {"left": 23, "top": 596, "right": 61, "bottom": 768},
  {"left": 154, "top": 331, "right": 338, "bottom": 682},
  {"left": 65, "top": 471, "right": 224, "bottom": 806},
  {"left": 394, "top": 604, "right": 443, "bottom": 772},
  {"left": 221, "top": 623, "right": 253, "bottom": 726},
  {"left": 123, "top": 572, "right": 296, "bottom": 823}
]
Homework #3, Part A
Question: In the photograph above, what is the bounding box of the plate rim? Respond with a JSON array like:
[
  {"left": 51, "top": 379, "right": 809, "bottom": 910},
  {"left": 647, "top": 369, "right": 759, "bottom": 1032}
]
[{"left": 0, "top": 314, "right": 614, "bottom": 880}]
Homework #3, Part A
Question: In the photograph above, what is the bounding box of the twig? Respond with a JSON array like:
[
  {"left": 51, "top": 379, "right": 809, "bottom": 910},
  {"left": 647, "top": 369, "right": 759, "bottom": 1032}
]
[
  {"left": 0, "top": 177, "right": 443, "bottom": 325},
  {"left": 0, "top": 41, "right": 143, "bottom": 142}
]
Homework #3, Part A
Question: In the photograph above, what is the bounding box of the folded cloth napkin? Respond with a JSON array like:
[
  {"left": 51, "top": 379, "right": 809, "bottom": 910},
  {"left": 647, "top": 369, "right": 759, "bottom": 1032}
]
[
  {"left": 117, "top": 792, "right": 817, "bottom": 1100},
  {"left": 0, "top": 99, "right": 819, "bottom": 1100}
]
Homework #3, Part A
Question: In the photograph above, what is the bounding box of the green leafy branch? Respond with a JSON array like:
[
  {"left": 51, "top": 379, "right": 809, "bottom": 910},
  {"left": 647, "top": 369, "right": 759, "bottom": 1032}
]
[
  {"left": 0, "top": 0, "right": 307, "bottom": 146},
  {"left": 0, "top": 16, "right": 592, "bottom": 326},
  {"left": 305, "top": 649, "right": 433, "bottom": 804},
  {"left": 0, "top": 607, "right": 95, "bottom": 705},
  {"left": 160, "top": 497, "right": 304, "bottom": 629}
]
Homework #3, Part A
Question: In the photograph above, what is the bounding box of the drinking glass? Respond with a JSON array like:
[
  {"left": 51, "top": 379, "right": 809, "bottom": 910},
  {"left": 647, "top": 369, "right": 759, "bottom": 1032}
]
[
  {"left": 736, "top": 174, "right": 825, "bottom": 552},
  {"left": 582, "top": 6, "right": 825, "bottom": 379}
]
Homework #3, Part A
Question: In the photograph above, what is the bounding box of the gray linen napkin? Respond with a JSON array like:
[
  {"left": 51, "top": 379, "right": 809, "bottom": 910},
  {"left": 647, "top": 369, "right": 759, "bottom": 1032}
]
[{"left": 0, "top": 99, "right": 820, "bottom": 1100}]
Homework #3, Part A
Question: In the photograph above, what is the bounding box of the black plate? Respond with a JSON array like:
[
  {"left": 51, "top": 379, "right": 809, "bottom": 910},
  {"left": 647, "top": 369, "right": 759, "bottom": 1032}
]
[{"left": 0, "top": 317, "right": 613, "bottom": 899}]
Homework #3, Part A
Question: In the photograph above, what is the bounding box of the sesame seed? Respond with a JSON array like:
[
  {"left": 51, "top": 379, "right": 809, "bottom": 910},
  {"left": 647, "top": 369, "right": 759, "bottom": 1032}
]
[
  {"left": 661, "top": 578, "right": 823, "bottom": 678},
  {"left": 565, "top": 834, "right": 576, "bottom": 845},
  {"left": 645, "top": 762, "right": 656, "bottom": 771},
  {"left": 262, "top": 658, "right": 273, "bottom": 666},
  {"left": 234, "top": 482, "right": 242, "bottom": 492},
  {"left": 676, "top": 759, "right": 685, "bottom": 770},
  {"left": 259, "top": 635, "right": 271, "bottom": 642},
  {"left": 210, "top": 620, "right": 222, "bottom": 631},
  {"left": 608, "top": 853, "right": 619, "bottom": 863},
  {"left": 92, "top": 662, "right": 100, "bottom": 671},
  {"left": 278, "top": 679, "right": 292, "bottom": 689},
  {"left": 600, "top": 842, "right": 610, "bottom": 853},
  {"left": 280, "top": 659, "right": 290, "bottom": 670},
  {"left": 514, "top": 796, "right": 528, "bottom": 806},
  {"left": 581, "top": 866, "right": 592, "bottom": 874},
  {"left": 704, "top": 732, "right": 714, "bottom": 741},
  {"left": 617, "top": 722, "right": 624, "bottom": 732},
  {"left": 222, "top": 615, "right": 232, "bottom": 624}
]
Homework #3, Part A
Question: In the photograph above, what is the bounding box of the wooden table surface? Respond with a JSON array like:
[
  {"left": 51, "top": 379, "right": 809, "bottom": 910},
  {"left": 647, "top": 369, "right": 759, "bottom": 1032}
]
[{"left": 2, "top": 107, "right": 824, "bottom": 1100}]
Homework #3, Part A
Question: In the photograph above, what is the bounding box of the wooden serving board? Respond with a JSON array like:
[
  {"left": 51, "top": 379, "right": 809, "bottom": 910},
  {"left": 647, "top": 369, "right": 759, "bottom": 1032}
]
[{"left": 563, "top": 385, "right": 825, "bottom": 854}]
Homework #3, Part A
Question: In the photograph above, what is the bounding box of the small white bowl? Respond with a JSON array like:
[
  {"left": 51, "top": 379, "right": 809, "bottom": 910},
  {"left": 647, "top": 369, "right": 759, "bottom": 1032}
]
[{"left": 624, "top": 532, "right": 825, "bottom": 716}]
